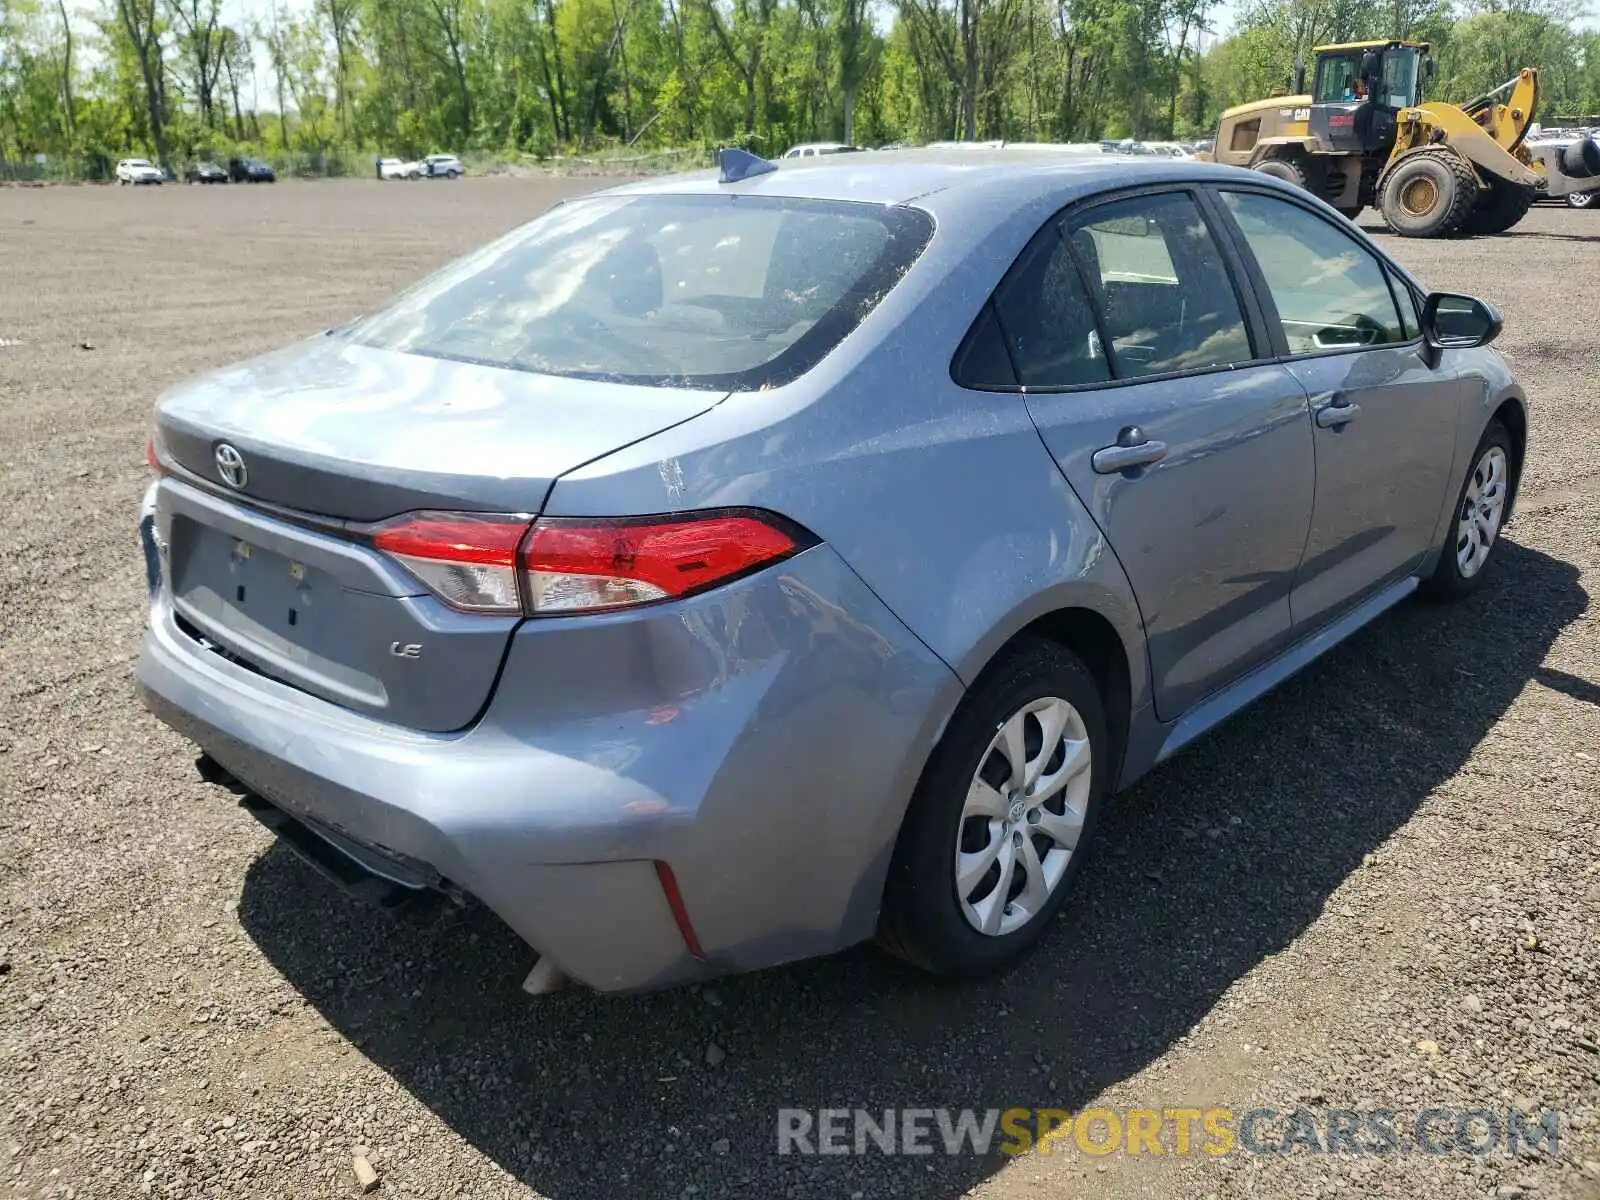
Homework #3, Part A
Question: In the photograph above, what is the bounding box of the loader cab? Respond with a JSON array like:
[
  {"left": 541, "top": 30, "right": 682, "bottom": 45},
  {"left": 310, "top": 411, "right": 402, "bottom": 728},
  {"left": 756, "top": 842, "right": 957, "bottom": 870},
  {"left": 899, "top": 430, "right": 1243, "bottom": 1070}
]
[{"left": 1309, "top": 41, "right": 1430, "bottom": 158}]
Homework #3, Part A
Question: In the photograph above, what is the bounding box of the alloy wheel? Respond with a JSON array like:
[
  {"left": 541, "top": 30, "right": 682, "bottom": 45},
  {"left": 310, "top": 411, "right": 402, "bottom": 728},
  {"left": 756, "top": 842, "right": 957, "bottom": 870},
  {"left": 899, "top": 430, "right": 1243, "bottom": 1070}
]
[
  {"left": 956, "top": 696, "right": 1092, "bottom": 936},
  {"left": 1456, "top": 445, "right": 1508, "bottom": 579}
]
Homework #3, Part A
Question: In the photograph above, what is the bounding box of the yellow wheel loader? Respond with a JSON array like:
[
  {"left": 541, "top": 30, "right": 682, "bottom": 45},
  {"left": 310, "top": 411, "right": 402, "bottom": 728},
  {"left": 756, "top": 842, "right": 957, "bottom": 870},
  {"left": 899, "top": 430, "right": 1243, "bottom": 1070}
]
[{"left": 1203, "top": 40, "right": 1600, "bottom": 237}]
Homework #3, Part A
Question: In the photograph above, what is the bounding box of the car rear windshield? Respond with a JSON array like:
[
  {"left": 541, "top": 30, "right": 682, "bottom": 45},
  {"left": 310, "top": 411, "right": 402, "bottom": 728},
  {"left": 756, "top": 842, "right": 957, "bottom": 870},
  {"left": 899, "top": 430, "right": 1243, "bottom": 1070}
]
[{"left": 341, "top": 193, "right": 935, "bottom": 390}]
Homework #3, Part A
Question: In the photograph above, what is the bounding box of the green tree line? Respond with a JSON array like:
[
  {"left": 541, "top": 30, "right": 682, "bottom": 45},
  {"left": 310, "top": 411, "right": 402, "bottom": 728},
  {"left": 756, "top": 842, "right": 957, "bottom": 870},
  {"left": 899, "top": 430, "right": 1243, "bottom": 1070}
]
[{"left": 2, "top": 0, "right": 1597, "bottom": 174}]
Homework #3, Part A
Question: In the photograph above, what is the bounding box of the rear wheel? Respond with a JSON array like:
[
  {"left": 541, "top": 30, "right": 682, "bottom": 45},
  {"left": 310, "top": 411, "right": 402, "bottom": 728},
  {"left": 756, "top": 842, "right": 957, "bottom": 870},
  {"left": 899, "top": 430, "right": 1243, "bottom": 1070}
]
[
  {"left": 1378, "top": 149, "right": 1479, "bottom": 238},
  {"left": 1253, "top": 158, "right": 1308, "bottom": 190},
  {"left": 1461, "top": 175, "right": 1535, "bottom": 236},
  {"left": 1568, "top": 190, "right": 1598, "bottom": 209},
  {"left": 878, "top": 636, "right": 1108, "bottom": 978},
  {"left": 1336, "top": 205, "right": 1364, "bottom": 220}
]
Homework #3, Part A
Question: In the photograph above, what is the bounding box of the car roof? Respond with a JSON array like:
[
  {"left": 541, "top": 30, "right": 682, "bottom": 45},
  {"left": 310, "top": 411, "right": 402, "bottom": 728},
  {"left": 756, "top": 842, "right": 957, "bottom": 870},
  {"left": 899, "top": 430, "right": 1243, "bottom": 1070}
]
[{"left": 598, "top": 147, "right": 1273, "bottom": 211}]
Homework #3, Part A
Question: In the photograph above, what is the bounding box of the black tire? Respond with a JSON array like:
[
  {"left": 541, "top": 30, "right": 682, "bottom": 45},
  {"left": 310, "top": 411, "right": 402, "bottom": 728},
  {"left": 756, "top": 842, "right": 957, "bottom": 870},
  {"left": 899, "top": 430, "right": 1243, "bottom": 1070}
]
[
  {"left": 1336, "top": 205, "right": 1364, "bottom": 220},
  {"left": 1568, "top": 190, "right": 1598, "bottom": 209},
  {"left": 1421, "top": 419, "right": 1515, "bottom": 603},
  {"left": 1378, "top": 149, "right": 1479, "bottom": 238},
  {"left": 1460, "top": 176, "right": 1535, "bottom": 236},
  {"left": 1253, "top": 158, "right": 1308, "bottom": 190},
  {"left": 878, "top": 636, "right": 1110, "bottom": 978}
]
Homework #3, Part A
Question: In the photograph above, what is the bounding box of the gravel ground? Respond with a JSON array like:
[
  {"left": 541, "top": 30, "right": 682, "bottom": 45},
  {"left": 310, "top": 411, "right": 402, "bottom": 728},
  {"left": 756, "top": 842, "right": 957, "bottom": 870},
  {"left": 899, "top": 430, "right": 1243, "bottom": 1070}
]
[{"left": 0, "top": 181, "right": 1595, "bottom": 1200}]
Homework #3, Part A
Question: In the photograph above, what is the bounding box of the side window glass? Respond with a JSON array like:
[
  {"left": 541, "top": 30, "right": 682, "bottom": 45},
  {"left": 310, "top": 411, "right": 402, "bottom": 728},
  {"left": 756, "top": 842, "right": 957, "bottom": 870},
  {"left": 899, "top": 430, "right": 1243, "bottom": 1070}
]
[
  {"left": 1065, "top": 192, "right": 1254, "bottom": 379},
  {"left": 952, "top": 302, "right": 1018, "bottom": 388},
  {"left": 1379, "top": 52, "right": 1418, "bottom": 108},
  {"left": 1221, "top": 190, "right": 1407, "bottom": 354},
  {"left": 989, "top": 227, "right": 1112, "bottom": 388},
  {"left": 1316, "top": 55, "right": 1360, "bottom": 102}
]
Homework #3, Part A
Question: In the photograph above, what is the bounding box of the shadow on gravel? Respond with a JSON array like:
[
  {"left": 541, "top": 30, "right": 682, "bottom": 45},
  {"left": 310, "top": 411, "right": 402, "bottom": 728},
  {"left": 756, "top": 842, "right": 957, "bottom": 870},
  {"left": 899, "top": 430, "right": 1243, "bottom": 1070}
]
[
  {"left": 1485, "top": 229, "right": 1600, "bottom": 244},
  {"left": 240, "top": 539, "right": 1586, "bottom": 1200}
]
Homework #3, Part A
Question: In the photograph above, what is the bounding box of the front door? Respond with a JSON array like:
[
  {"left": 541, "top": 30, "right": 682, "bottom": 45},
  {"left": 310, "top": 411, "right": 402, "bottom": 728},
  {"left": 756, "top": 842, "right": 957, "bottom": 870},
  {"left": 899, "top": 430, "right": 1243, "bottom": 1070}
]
[
  {"left": 1212, "top": 186, "right": 1464, "bottom": 632},
  {"left": 996, "top": 188, "right": 1317, "bottom": 720}
]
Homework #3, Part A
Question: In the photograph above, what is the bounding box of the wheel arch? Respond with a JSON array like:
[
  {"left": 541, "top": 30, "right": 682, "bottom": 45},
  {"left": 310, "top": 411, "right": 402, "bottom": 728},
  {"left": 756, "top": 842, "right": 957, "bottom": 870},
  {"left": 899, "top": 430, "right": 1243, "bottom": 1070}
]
[
  {"left": 1024, "top": 608, "right": 1134, "bottom": 789},
  {"left": 949, "top": 603, "right": 1142, "bottom": 796},
  {"left": 1491, "top": 393, "right": 1528, "bottom": 518},
  {"left": 1250, "top": 138, "right": 1317, "bottom": 167}
]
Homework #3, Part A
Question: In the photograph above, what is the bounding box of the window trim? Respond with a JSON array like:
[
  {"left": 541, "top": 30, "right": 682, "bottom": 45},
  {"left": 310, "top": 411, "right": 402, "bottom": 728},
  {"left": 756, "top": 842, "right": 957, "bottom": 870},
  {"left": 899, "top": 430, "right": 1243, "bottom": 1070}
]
[
  {"left": 1386, "top": 263, "right": 1422, "bottom": 340},
  {"left": 950, "top": 182, "right": 1277, "bottom": 395},
  {"left": 1205, "top": 183, "right": 1427, "bottom": 365}
]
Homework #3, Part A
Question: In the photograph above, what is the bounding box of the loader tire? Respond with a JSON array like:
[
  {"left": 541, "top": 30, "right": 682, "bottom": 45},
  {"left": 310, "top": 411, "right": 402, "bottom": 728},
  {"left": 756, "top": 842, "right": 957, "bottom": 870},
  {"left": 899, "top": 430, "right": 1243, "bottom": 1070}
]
[
  {"left": 1461, "top": 175, "right": 1535, "bottom": 236},
  {"left": 1253, "top": 158, "right": 1308, "bottom": 191},
  {"left": 1378, "top": 150, "right": 1479, "bottom": 238}
]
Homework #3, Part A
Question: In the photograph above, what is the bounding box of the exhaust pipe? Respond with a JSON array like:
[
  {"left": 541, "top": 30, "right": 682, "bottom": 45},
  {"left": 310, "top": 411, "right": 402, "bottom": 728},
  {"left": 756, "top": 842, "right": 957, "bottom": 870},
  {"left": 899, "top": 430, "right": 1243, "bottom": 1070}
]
[
  {"left": 1559, "top": 137, "right": 1600, "bottom": 180},
  {"left": 521, "top": 957, "right": 569, "bottom": 995}
]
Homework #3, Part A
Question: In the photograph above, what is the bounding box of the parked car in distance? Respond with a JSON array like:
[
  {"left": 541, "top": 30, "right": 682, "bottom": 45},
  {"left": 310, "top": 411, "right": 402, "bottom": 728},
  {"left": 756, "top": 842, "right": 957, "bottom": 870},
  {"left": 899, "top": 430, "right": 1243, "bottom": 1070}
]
[
  {"left": 229, "top": 156, "right": 275, "bottom": 183},
  {"left": 138, "top": 148, "right": 1527, "bottom": 995},
  {"left": 423, "top": 153, "right": 465, "bottom": 178},
  {"left": 378, "top": 157, "right": 420, "bottom": 180},
  {"left": 781, "top": 141, "right": 863, "bottom": 158},
  {"left": 116, "top": 158, "right": 164, "bottom": 185},
  {"left": 185, "top": 161, "right": 229, "bottom": 185}
]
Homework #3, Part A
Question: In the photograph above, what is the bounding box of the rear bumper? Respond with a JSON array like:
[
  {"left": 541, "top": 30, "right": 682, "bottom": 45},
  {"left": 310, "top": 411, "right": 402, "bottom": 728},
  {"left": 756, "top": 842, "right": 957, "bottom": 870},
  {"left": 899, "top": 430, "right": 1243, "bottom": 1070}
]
[{"left": 138, "top": 523, "right": 960, "bottom": 992}]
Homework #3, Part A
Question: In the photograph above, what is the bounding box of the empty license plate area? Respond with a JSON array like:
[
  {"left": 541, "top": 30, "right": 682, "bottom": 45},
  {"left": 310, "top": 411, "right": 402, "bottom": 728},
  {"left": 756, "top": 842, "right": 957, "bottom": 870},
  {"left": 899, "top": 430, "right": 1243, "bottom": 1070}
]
[
  {"left": 154, "top": 477, "right": 524, "bottom": 732},
  {"left": 168, "top": 515, "right": 389, "bottom": 708},
  {"left": 176, "top": 522, "right": 322, "bottom": 643}
]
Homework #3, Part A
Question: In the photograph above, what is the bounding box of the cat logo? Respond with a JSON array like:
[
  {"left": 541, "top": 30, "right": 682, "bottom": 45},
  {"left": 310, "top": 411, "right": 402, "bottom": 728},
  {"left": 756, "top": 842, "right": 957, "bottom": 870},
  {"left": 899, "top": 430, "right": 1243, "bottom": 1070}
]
[{"left": 390, "top": 642, "right": 423, "bottom": 659}]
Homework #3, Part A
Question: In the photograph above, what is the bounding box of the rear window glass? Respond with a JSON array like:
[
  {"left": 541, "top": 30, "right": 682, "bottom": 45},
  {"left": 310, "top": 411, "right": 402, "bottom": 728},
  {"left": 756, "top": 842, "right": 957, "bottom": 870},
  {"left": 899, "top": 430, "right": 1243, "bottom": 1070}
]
[{"left": 343, "top": 194, "right": 934, "bottom": 390}]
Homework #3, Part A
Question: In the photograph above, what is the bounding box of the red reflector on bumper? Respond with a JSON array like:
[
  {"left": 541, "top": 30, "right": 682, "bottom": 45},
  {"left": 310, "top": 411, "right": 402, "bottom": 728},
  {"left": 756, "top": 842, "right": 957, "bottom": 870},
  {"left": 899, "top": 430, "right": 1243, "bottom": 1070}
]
[{"left": 654, "top": 860, "right": 706, "bottom": 962}]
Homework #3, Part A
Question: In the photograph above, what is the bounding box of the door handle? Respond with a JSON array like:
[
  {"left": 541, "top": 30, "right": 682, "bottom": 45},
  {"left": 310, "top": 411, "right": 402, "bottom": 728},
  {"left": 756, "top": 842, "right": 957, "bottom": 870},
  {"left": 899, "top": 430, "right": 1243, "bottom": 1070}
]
[
  {"left": 1315, "top": 399, "right": 1362, "bottom": 428},
  {"left": 1091, "top": 426, "right": 1169, "bottom": 475}
]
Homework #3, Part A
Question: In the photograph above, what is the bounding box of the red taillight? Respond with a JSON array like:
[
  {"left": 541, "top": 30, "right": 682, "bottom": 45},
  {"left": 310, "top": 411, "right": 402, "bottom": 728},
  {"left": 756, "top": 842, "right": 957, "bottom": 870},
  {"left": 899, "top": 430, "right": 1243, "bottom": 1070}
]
[
  {"left": 370, "top": 509, "right": 806, "bottom": 617},
  {"left": 523, "top": 513, "right": 801, "bottom": 615},
  {"left": 371, "top": 512, "right": 530, "bottom": 614}
]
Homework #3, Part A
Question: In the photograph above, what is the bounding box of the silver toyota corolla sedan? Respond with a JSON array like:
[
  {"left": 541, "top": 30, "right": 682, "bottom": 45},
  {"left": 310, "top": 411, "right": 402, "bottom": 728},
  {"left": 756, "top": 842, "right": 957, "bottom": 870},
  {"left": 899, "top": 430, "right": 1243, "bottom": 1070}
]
[{"left": 137, "top": 148, "right": 1526, "bottom": 993}]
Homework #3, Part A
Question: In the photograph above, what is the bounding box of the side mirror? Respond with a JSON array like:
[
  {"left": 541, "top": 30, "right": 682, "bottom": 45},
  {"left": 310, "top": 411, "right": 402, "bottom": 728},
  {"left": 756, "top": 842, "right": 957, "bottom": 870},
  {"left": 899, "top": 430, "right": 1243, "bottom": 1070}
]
[
  {"left": 1361, "top": 51, "right": 1380, "bottom": 79},
  {"left": 1422, "top": 292, "right": 1503, "bottom": 350}
]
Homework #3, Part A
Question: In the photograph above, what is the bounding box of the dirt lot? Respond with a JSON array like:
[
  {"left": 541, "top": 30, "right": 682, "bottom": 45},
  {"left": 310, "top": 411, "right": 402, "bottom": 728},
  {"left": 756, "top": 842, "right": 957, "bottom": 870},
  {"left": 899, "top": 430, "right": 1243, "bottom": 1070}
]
[{"left": 0, "top": 180, "right": 1596, "bottom": 1200}]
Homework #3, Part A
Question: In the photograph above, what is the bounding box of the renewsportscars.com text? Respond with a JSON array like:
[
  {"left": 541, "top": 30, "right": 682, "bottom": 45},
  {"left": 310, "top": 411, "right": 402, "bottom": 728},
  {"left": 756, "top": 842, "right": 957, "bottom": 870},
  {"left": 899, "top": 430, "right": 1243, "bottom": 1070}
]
[{"left": 776, "top": 1106, "right": 1562, "bottom": 1158}]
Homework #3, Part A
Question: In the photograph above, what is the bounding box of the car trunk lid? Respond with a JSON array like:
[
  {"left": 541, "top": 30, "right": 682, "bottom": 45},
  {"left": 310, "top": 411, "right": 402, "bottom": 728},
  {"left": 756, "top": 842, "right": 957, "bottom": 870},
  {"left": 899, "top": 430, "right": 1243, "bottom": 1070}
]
[
  {"left": 154, "top": 336, "right": 722, "bottom": 520},
  {"left": 152, "top": 336, "right": 725, "bottom": 732}
]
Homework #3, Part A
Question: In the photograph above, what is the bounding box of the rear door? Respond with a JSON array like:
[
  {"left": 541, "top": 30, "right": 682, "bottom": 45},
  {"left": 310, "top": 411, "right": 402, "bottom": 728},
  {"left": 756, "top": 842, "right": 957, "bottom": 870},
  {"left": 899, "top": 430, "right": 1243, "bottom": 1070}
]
[
  {"left": 1211, "top": 186, "right": 1463, "bottom": 632},
  {"left": 988, "top": 187, "right": 1317, "bottom": 720}
]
